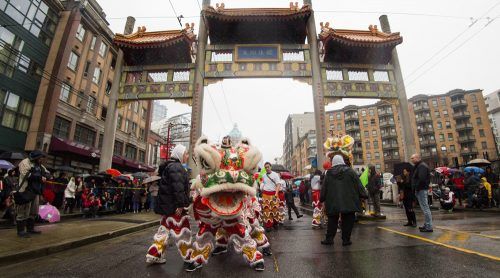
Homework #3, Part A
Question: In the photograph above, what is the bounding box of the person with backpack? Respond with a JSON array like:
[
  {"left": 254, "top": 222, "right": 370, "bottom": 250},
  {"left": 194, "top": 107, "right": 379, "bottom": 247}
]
[{"left": 367, "top": 165, "right": 382, "bottom": 217}]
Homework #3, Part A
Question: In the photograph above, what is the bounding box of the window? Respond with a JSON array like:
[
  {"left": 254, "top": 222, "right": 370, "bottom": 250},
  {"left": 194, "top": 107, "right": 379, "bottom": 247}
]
[
  {"left": 114, "top": 141, "right": 123, "bottom": 156},
  {"left": 373, "top": 71, "right": 389, "bottom": 82},
  {"left": 479, "top": 129, "right": 485, "bottom": 137},
  {"left": 99, "top": 42, "right": 107, "bottom": 57},
  {"left": 432, "top": 100, "right": 438, "bottom": 107},
  {"left": 473, "top": 105, "right": 479, "bottom": 113},
  {"left": 373, "top": 140, "right": 379, "bottom": 148},
  {"left": 83, "top": 61, "right": 91, "bottom": 76},
  {"left": 59, "top": 83, "right": 71, "bottom": 102},
  {"left": 139, "top": 150, "right": 146, "bottom": 162},
  {"left": 133, "top": 102, "right": 139, "bottom": 113},
  {"left": 336, "top": 113, "right": 341, "bottom": 120},
  {"left": 329, "top": 114, "right": 334, "bottom": 121},
  {"left": 0, "top": 90, "right": 32, "bottom": 132},
  {"left": 482, "top": 142, "right": 487, "bottom": 149},
  {"left": 111, "top": 56, "right": 116, "bottom": 69},
  {"left": 74, "top": 124, "right": 96, "bottom": 147},
  {"left": 125, "top": 144, "right": 137, "bottom": 160},
  {"left": 131, "top": 122, "right": 137, "bottom": 134},
  {"left": 363, "top": 120, "right": 367, "bottom": 127},
  {"left": 471, "top": 94, "right": 477, "bottom": 102},
  {"left": 370, "top": 119, "right": 375, "bottom": 125},
  {"left": 437, "top": 122, "right": 442, "bottom": 129},
  {"left": 348, "top": 70, "right": 369, "bottom": 81},
  {"left": 366, "top": 153, "right": 372, "bottom": 160},
  {"left": 139, "top": 128, "right": 145, "bottom": 141},
  {"left": 141, "top": 107, "right": 147, "bottom": 119},
  {"left": 117, "top": 115, "right": 123, "bottom": 130},
  {"left": 364, "top": 131, "right": 369, "bottom": 137},
  {"left": 448, "top": 133, "right": 453, "bottom": 141},
  {"left": 450, "top": 145, "right": 456, "bottom": 152},
  {"left": 439, "top": 134, "right": 445, "bottom": 142},
  {"left": 90, "top": 35, "right": 97, "bottom": 50},
  {"left": 53, "top": 116, "right": 71, "bottom": 139},
  {"left": 77, "top": 91, "right": 85, "bottom": 108},
  {"left": 361, "top": 110, "right": 366, "bottom": 116},
  {"left": 337, "top": 124, "right": 342, "bottom": 131},
  {"left": 98, "top": 133, "right": 104, "bottom": 149},
  {"left": 369, "top": 109, "right": 374, "bottom": 116},
  {"left": 372, "top": 130, "right": 377, "bottom": 136},
  {"left": 92, "top": 67, "right": 102, "bottom": 84},
  {"left": 76, "top": 24, "right": 86, "bottom": 41},
  {"left": 375, "top": 152, "right": 380, "bottom": 159},
  {"left": 326, "top": 70, "right": 343, "bottom": 81},
  {"left": 434, "top": 111, "right": 440, "bottom": 118},
  {"left": 476, "top": 117, "right": 482, "bottom": 125},
  {"left": 67, "top": 51, "right": 79, "bottom": 71},
  {"left": 445, "top": 121, "right": 451, "bottom": 128},
  {"left": 440, "top": 97, "right": 446, "bottom": 105},
  {"left": 365, "top": 141, "right": 371, "bottom": 149},
  {"left": 105, "top": 81, "right": 112, "bottom": 95},
  {"left": 100, "top": 106, "right": 107, "bottom": 121},
  {"left": 86, "top": 96, "right": 96, "bottom": 114},
  {"left": 443, "top": 110, "right": 448, "bottom": 117},
  {"left": 125, "top": 120, "right": 130, "bottom": 132}
]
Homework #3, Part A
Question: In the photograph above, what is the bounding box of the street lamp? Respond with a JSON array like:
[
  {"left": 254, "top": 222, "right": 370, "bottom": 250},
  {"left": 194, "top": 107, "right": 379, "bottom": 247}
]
[{"left": 165, "top": 122, "right": 190, "bottom": 159}]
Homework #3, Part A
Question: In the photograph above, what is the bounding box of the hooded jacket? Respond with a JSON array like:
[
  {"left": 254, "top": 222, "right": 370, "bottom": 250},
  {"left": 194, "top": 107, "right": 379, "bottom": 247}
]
[
  {"left": 411, "top": 161, "right": 430, "bottom": 191},
  {"left": 320, "top": 164, "right": 367, "bottom": 215},
  {"left": 155, "top": 157, "right": 190, "bottom": 216}
]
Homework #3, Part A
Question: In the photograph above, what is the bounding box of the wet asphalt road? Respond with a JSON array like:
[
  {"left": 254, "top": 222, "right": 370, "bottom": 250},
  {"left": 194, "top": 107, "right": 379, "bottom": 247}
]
[{"left": 1, "top": 207, "right": 499, "bottom": 278}]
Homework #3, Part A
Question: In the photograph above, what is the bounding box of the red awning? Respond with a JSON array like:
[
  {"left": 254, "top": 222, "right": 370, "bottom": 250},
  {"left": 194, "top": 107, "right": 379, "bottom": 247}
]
[{"left": 50, "top": 137, "right": 100, "bottom": 158}]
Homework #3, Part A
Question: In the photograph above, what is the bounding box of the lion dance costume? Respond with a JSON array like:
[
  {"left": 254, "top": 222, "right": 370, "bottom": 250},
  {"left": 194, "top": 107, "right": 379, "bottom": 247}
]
[{"left": 190, "top": 136, "right": 266, "bottom": 271}]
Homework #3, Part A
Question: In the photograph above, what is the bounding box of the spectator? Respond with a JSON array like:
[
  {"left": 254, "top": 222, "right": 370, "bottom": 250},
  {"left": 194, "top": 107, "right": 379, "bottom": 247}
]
[
  {"left": 439, "top": 187, "right": 455, "bottom": 211},
  {"left": 397, "top": 167, "right": 416, "bottom": 227},
  {"left": 299, "top": 180, "right": 306, "bottom": 205},
  {"left": 74, "top": 177, "right": 84, "bottom": 211},
  {"left": 147, "top": 181, "right": 159, "bottom": 211},
  {"left": 481, "top": 177, "right": 492, "bottom": 207},
  {"left": 472, "top": 183, "right": 489, "bottom": 209},
  {"left": 284, "top": 185, "right": 303, "bottom": 220},
  {"left": 464, "top": 172, "right": 480, "bottom": 208},
  {"left": 83, "top": 193, "right": 101, "bottom": 218},
  {"left": 367, "top": 165, "right": 382, "bottom": 217},
  {"left": 140, "top": 185, "right": 147, "bottom": 212},
  {"left": 320, "top": 155, "right": 367, "bottom": 246},
  {"left": 63, "top": 177, "right": 76, "bottom": 214},
  {"left": 132, "top": 184, "right": 141, "bottom": 213},
  {"left": 1, "top": 168, "right": 18, "bottom": 225},
  {"left": 54, "top": 172, "right": 69, "bottom": 209},
  {"left": 484, "top": 167, "right": 498, "bottom": 207},
  {"left": 410, "top": 153, "right": 433, "bottom": 233},
  {"left": 451, "top": 173, "right": 465, "bottom": 207}
]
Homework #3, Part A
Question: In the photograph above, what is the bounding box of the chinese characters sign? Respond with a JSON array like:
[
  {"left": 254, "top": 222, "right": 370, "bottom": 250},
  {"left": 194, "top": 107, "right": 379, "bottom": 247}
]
[{"left": 235, "top": 45, "right": 280, "bottom": 62}]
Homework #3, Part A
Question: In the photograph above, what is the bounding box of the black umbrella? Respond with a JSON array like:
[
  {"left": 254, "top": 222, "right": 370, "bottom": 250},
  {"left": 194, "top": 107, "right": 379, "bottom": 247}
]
[
  {"left": 54, "top": 165, "right": 76, "bottom": 172},
  {"left": 84, "top": 175, "right": 105, "bottom": 184},
  {"left": 271, "top": 164, "right": 289, "bottom": 173},
  {"left": 0, "top": 151, "right": 27, "bottom": 160}
]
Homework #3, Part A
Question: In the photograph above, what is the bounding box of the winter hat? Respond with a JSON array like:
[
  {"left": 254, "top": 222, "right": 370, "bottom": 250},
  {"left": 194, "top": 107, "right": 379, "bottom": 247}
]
[
  {"left": 171, "top": 144, "right": 186, "bottom": 161},
  {"left": 331, "top": 155, "right": 345, "bottom": 167},
  {"left": 29, "top": 150, "right": 46, "bottom": 161}
]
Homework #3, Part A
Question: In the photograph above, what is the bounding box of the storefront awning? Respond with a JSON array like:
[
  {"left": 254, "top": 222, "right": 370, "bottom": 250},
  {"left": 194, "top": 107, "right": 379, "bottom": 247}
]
[{"left": 50, "top": 137, "right": 100, "bottom": 158}]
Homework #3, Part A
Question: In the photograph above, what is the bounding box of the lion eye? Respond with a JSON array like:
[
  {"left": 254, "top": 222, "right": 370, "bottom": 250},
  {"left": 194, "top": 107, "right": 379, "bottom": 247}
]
[{"left": 200, "top": 157, "right": 211, "bottom": 170}]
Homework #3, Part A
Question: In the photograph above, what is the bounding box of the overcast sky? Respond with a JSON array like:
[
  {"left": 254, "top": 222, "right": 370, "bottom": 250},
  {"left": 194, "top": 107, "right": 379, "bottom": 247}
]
[{"left": 100, "top": 0, "right": 500, "bottom": 162}]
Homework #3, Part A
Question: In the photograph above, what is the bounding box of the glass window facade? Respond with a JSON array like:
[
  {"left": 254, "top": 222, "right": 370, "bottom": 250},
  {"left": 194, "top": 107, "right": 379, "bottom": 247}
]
[
  {"left": 53, "top": 115, "right": 70, "bottom": 139},
  {"left": 2, "top": 0, "right": 58, "bottom": 46},
  {"left": 68, "top": 51, "right": 79, "bottom": 71},
  {"left": 0, "top": 88, "right": 33, "bottom": 132},
  {"left": 99, "top": 42, "right": 107, "bottom": 57},
  {"left": 114, "top": 140, "right": 123, "bottom": 156},
  {"left": 92, "top": 67, "right": 101, "bottom": 84},
  {"left": 74, "top": 124, "right": 96, "bottom": 147},
  {"left": 76, "top": 23, "right": 86, "bottom": 42},
  {"left": 59, "top": 83, "right": 71, "bottom": 102},
  {"left": 86, "top": 95, "right": 95, "bottom": 114},
  {"left": 125, "top": 144, "right": 137, "bottom": 160}
]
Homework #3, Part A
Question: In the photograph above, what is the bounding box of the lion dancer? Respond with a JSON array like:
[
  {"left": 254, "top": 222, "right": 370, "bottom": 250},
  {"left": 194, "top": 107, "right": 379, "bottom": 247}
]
[
  {"left": 261, "top": 162, "right": 284, "bottom": 232},
  {"left": 190, "top": 136, "right": 265, "bottom": 271},
  {"left": 145, "top": 145, "right": 200, "bottom": 272},
  {"left": 311, "top": 169, "right": 326, "bottom": 228}
]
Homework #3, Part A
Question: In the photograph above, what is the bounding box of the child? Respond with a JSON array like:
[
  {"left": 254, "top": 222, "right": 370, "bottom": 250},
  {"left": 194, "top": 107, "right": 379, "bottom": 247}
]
[
  {"left": 284, "top": 186, "right": 303, "bottom": 220},
  {"left": 439, "top": 187, "right": 455, "bottom": 212},
  {"left": 83, "top": 193, "right": 101, "bottom": 218}
]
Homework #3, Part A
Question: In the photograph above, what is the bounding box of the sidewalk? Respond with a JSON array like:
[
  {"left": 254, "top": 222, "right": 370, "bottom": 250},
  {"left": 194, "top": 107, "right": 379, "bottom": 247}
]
[
  {"left": 380, "top": 200, "right": 500, "bottom": 213},
  {"left": 0, "top": 212, "right": 160, "bottom": 266}
]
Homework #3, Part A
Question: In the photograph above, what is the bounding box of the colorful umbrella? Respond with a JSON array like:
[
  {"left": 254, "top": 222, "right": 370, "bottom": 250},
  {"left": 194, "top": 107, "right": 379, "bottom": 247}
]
[
  {"left": 280, "top": 172, "right": 294, "bottom": 180},
  {"left": 435, "top": 167, "right": 451, "bottom": 175},
  {"left": 360, "top": 168, "right": 370, "bottom": 187},
  {"left": 0, "top": 159, "right": 14, "bottom": 169},
  {"left": 467, "top": 159, "right": 491, "bottom": 167},
  {"left": 38, "top": 203, "right": 61, "bottom": 223},
  {"left": 106, "top": 168, "right": 122, "bottom": 177},
  {"left": 464, "top": 166, "right": 485, "bottom": 175}
]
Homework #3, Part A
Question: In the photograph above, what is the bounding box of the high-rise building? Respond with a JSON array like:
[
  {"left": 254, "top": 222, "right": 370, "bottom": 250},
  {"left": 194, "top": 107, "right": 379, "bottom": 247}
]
[
  {"left": 283, "top": 112, "right": 315, "bottom": 171},
  {"left": 0, "top": 0, "right": 63, "bottom": 152},
  {"left": 484, "top": 89, "right": 500, "bottom": 155},
  {"left": 292, "top": 129, "right": 316, "bottom": 176},
  {"left": 409, "top": 89, "right": 497, "bottom": 167},
  {"left": 152, "top": 100, "right": 167, "bottom": 122},
  {"left": 24, "top": 0, "right": 154, "bottom": 173}
]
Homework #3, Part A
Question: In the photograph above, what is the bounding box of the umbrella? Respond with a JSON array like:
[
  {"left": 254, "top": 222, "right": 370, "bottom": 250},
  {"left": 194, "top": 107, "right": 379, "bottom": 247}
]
[
  {"left": 142, "top": 176, "right": 161, "bottom": 184},
  {"left": 114, "top": 175, "right": 131, "bottom": 182},
  {"left": 0, "top": 159, "right": 14, "bottom": 169},
  {"left": 106, "top": 168, "right": 122, "bottom": 177},
  {"left": 132, "top": 172, "right": 149, "bottom": 178},
  {"left": 464, "top": 166, "right": 485, "bottom": 175},
  {"left": 271, "top": 164, "right": 288, "bottom": 173},
  {"left": 435, "top": 167, "right": 451, "bottom": 175},
  {"left": 0, "top": 151, "right": 27, "bottom": 160},
  {"left": 38, "top": 203, "right": 61, "bottom": 223},
  {"left": 280, "top": 172, "right": 294, "bottom": 180},
  {"left": 84, "top": 175, "right": 105, "bottom": 183},
  {"left": 54, "top": 165, "right": 76, "bottom": 172},
  {"left": 467, "top": 159, "right": 491, "bottom": 167}
]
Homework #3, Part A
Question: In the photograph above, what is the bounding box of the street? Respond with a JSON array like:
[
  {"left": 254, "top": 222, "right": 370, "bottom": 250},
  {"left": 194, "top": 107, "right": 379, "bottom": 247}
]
[{"left": 0, "top": 206, "right": 498, "bottom": 278}]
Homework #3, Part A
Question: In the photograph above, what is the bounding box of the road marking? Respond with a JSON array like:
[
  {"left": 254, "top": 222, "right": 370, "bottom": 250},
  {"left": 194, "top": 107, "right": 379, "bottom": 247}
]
[
  {"left": 273, "top": 254, "right": 279, "bottom": 273},
  {"left": 435, "top": 226, "right": 500, "bottom": 240},
  {"left": 378, "top": 226, "right": 500, "bottom": 262}
]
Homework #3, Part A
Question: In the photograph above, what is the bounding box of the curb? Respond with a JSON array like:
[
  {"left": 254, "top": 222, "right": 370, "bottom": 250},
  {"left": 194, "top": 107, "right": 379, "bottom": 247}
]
[
  {"left": 380, "top": 203, "right": 500, "bottom": 213},
  {"left": 0, "top": 219, "right": 158, "bottom": 267}
]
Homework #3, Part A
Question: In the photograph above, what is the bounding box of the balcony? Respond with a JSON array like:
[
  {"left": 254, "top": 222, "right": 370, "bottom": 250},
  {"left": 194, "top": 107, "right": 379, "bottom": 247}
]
[
  {"left": 421, "top": 151, "right": 438, "bottom": 159},
  {"left": 451, "top": 99, "right": 467, "bottom": 108},
  {"left": 384, "top": 154, "right": 401, "bottom": 161},
  {"left": 382, "top": 142, "right": 399, "bottom": 150},
  {"left": 460, "top": 147, "right": 478, "bottom": 156},
  {"left": 379, "top": 121, "right": 396, "bottom": 128},
  {"left": 420, "top": 139, "right": 437, "bottom": 147},
  {"left": 417, "top": 128, "right": 434, "bottom": 136},
  {"left": 456, "top": 123, "right": 473, "bottom": 131},
  {"left": 453, "top": 111, "right": 470, "bottom": 119},
  {"left": 350, "top": 134, "right": 361, "bottom": 141},
  {"left": 381, "top": 131, "right": 397, "bottom": 139},
  {"left": 344, "top": 114, "right": 358, "bottom": 121},
  {"left": 458, "top": 135, "right": 476, "bottom": 143},
  {"left": 378, "top": 110, "right": 393, "bottom": 117},
  {"left": 416, "top": 116, "right": 433, "bottom": 124},
  {"left": 414, "top": 104, "right": 430, "bottom": 112},
  {"left": 345, "top": 125, "right": 360, "bottom": 132}
]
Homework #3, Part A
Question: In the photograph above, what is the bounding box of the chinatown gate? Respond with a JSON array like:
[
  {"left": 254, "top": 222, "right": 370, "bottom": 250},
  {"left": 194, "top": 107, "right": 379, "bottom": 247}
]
[{"left": 99, "top": 0, "right": 416, "bottom": 175}]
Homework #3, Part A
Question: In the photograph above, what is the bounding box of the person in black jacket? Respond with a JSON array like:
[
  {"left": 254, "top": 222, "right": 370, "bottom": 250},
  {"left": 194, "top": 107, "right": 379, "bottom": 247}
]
[
  {"left": 284, "top": 184, "right": 303, "bottom": 220},
  {"left": 320, "top": 155, "right": 367, "bottom": 246},
  {"left": 145, "top": 145, "right": 200, "bottom": 272},
  {"left": 397, "top": 168, "right": 416, "bottom": 227},
  {"left": 410, "top": 154, "right": 433, "bottom": 233}
]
